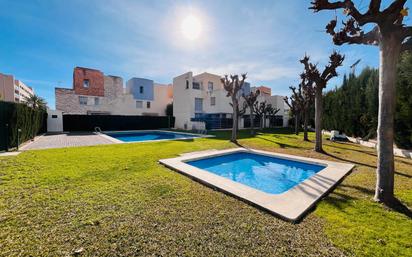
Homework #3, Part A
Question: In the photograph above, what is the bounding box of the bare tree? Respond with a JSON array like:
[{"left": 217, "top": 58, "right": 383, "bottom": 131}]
[
  {"left": 243, "top": 90, "right": 260, "bottom": 135},
  {"left": 265, "top": 104, "right": 280, "bottom": 128},
  {"left": 310, "top": 0, "right": 411, "bottom": 204},
  {"left": 300, "top": 74, "right": 315, "bottom": 141},
  {"left": 253, "top": 101, "right": 269, "bottom": 129},
  {"left": 284, "top": 95, "right": 300, "bottom": 135},
  {"left": 221, "top": 74, "right": 247, "bottom": 143},
  {"left": 301, "top": 52, "right": 344, "bottom": 152}
]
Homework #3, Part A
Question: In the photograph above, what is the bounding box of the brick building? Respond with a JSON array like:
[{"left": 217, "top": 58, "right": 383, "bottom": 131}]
[{"left": 55, "top": 67, "right": 173, "bottom": 116}]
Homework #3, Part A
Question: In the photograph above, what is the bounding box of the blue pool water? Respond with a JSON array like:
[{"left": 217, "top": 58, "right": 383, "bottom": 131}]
[
  {"left": 186, "top": 152, "right": 326, "bottom": 194},
  {"left": 105, "top": 131, "right": 200, "bottom": 142}
]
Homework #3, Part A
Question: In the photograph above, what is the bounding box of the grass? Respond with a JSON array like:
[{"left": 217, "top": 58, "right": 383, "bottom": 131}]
[{"left": 0, "top": 128, "right": 411, "bottom": 256}]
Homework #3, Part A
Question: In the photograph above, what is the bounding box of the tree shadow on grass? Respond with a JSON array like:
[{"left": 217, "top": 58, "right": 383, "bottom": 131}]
[
  {"left": 323, "top": 151, "right": 377, "bottom": 169},
  {"left": 385, "top": 198, "right": 412, "bottom": 218},
  {"left": 255, "top": 136, "right": 301, "bottom": 149},
  {"left": 326, "top": 142, "right": 378, "bottom": 158}
]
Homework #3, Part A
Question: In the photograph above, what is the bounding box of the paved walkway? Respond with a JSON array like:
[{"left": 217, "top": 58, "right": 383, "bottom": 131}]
[{"left": 21, "top": 133, "right": 116, "bottom": 150}]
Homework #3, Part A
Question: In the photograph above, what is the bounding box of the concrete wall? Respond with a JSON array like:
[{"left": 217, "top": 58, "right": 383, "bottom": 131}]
[
  {"left": 126, "top": 78, "right": 154, "bottom": 101},
  {"left": 47, "top": 109, "right": 63, "bottom": 132}
]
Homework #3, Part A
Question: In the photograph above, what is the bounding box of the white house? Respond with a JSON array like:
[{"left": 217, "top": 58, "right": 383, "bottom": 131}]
[
  {"left": 173, "top": 71, "right": 288, "bottom": 130},
  {"left": 250, "top": 86, "right": 289, "bottom": 127}
]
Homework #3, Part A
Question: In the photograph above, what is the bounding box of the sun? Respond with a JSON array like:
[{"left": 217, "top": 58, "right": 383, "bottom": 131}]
[{"left": 181, "top": 15, "right": 202, "bottom": 41}]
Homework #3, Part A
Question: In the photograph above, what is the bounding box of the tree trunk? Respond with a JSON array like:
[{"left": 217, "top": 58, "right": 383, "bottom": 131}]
[
  {"left": 263, "top": 114, "right": 266, "bottom": 129},
  {"left": 374, "top": 35, "right": 401, "bottom": 204},
  {"left": 231, "top": 98, "right": 238, "bottom": 143},
  {"left": 303, "top": 108, "right": 309, "bottom": 141},
  {"left": 250, "top": 111, "right": 255, "bottom": 135},
  {"left": 314, "top": 87, "right": 323, "bottom": 152},
  {"left": 294, "top": 113, "right": 299, "bottom": 135}
]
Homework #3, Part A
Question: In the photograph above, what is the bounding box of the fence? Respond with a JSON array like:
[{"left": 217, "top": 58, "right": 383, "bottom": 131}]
[
  {"left": 63, "top": 114, "right": 175, "bottom": 132},
  {"left": 0, "top": 101, "right": 47, "bottom": 151}
]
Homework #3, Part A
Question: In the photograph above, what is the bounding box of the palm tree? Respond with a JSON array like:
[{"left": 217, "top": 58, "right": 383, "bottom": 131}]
[{"left": 25, "top": 95, "right": 47, "bottom": 110}]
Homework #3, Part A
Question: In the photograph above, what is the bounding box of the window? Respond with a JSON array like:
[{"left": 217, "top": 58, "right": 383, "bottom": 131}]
[
  {"left": 94, "top": 97, "right": 99, "bottom": 106},
  {"left": 83, "top": 79, "right": 90, "bottom": 88},
  {"left": 139, "top": 86, "right": 144, "bottom": 94},
  {"left": 192, "top": 82, "right": 200, "bottom": 90},
  {"left": 52, "top": 115, "right": 58, "bottom": 119},
  {"left": 79, "top": 96, "right": 88, "bottom": 105},
  {"left": 136, "top": 101, "right": 143, "bottom": 108},
  {"left": 147, "top": 101, "right": 151, "bottom": 108},
  {"left": 210, "top": 97, "right": 216, "bottom": 106},
  {"left": 186, "top": 80, "right": 189, "bottom": 89},
  {"left": 208, "top": 82, "right": 213, "bottom": 91},
  {"left": 195, "top": 98, "right": 203, "bottom": 112}
]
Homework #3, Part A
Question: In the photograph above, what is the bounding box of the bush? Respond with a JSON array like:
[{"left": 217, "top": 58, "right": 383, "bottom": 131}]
[{"left": 0, "top": 101, "right": 47, "bottom": 150}]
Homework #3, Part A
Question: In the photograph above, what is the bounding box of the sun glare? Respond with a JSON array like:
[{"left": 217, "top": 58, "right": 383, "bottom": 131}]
[{"left": 181, "top": 15, "right": 202, "bottom": 41}]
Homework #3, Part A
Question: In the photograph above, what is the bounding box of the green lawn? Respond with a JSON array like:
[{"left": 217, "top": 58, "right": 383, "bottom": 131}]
[{"left": 0, "top": 129, "right": 411, "bottom": 256}]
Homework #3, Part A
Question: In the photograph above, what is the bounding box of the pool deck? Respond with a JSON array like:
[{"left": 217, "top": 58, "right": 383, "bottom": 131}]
[
  {"left": 20, "top": 133, "right": 116, "bottom": 150},
  {"left": 159, "top": 148, "right": 355, "bottom": 222},
  {"left": 20, "top": 130, "right": 211, "bottom": 150}
]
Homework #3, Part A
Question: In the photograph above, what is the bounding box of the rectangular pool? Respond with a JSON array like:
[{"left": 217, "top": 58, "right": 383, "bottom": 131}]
[
  {"left": 104, "top": 130, "right": 205, "bottom": 143},
  {"left": 159, "top": 148, "right": 354, "bottom": 221},
  {"left": 186, "top": 152, "right": 325, "bottom": 194}
]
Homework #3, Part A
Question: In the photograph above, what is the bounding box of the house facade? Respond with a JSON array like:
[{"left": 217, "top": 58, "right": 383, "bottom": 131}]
[
  {"left": 55, "top": 67, "right": 173, "bottom": 116},
  {"left": 0, "top": 73, "right": 35, "bottom": 103},
  {"left": 173, "top": 71, "right": 250, "bottom": 130},
  {"left": 249, "top": 86, "right": 289, "bottom": 127},
  {"left": 173, "top": 71, "right": 288, "bottom": 130}
]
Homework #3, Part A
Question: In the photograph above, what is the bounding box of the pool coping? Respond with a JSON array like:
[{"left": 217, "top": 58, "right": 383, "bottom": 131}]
[
  {"left": 98, "top": 130, "right": 215, "bottom": 144},
  {"left": 159, "top": 148, "right": 354, "bottom": 222}
]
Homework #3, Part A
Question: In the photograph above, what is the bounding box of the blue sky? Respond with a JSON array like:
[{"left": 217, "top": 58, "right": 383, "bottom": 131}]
[{"left": 1, "top": 0, "right": 410, "bottom": 108}]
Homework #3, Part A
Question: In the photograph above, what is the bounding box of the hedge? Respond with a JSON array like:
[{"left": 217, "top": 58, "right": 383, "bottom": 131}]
[{"left": 0, "top": 101, "right": 47, "bottom": 151}]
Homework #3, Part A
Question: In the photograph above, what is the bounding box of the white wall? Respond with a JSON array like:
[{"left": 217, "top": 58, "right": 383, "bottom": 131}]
[
  {"left": 47, "top": 109, "right": 63, "bottom": 132},
  {"left": 173, "top": 72, "right": 235, "bottom": 130}
]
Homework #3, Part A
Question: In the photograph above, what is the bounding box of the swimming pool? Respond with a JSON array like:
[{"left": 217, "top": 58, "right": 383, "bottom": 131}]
[
  {"left": 187, "top": 152, "right": 325, "bottom": 194},
  {"left": 104, "top": 130, "right": 206, "bottom": 143},
  {"left": 159, "top": 148, "right": 354, "bottom": 221}
]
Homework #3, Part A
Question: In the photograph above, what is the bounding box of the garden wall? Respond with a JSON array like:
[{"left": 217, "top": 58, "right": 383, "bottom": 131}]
[{"left": 63, "top": 114, "right": 175, "bottom": 132}]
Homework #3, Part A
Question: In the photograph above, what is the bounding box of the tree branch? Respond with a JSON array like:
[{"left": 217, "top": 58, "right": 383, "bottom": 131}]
[
  {"left": 401, "top": 38, "right": 412, "bottom": 52},
  {"left": 403, "top": 26, "right": 412, "bottom": 39},
  {"left": 368, "top": 0, "right": 382, "bottom": 14},
  {"left": 310, "top": 0, "right": 377, "bottom": 25},
  {"left": 381, "top": 0, "right": 407, "bottom": 24},
  {"left": 333, "top": 25, "right": 380, "bottom": 46}
]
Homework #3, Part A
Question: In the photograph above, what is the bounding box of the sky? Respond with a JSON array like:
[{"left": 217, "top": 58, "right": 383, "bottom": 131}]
[{"left": 1, "top": 0, "right": 410, "bottom": 108}]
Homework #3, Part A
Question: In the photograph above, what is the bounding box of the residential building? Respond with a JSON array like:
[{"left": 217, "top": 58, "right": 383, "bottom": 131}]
[
  {"left": 173, "top": 71, "right": 252, "bottom": 130},
  {"left": 173, "top": 71, "right": 288, "bottom": 130},
  {"left": 55, "top": 67, "right": 173, "bottom": 116},
  {"left": 0, "top": 73, "right": 35, "bottom": 103},
  {"left": 250, "top": 86, "right": 289, "bottom": 127}
]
